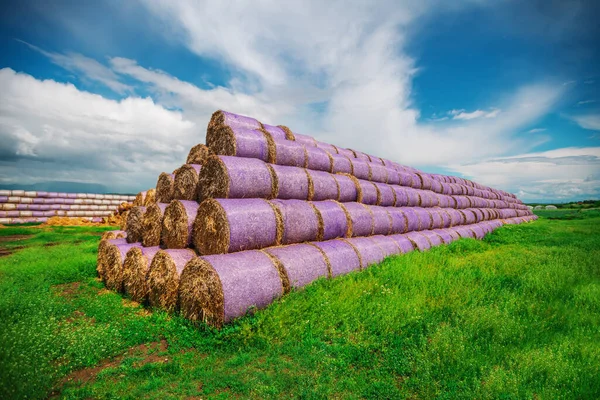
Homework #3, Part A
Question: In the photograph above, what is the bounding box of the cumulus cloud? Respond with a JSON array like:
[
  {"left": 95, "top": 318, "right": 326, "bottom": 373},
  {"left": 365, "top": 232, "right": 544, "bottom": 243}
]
[
  {"left": 0, "top": 68, "right": 194, "bottom": 192},
  {"left": 568, "top": 113, "right": 600, "bottom": 131},
  {"left": 449, "top": 147, "right": 600, "bottom": 202},
  {"left": 449, "top": 108, "right": 501, "bottom": 120}
]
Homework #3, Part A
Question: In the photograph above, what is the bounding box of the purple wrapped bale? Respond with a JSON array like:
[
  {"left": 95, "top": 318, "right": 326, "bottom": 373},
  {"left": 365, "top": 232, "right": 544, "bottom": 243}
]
[
  {"left": 330, "top": 154, "right": 353, "bottom": 174},
  {"left": 389, "top": 234, "right": 416, "bottom": 253},
  {"left": 173, "top": 164, "right": 202, "bottom": 201},
  {"left": 101, "top": 242, "right": 141, "bottom": 291},
  {"left": 310, "top": 239, "right": 361, "bottom": 277},
  {"left": 371, "top": 206, "right": 392, "bottom": 235},
  {"left": 194, "top": 198, "right": 280, "bottom": 255},
  {"left": 357, "top": 180, "right": 378, "bottom": 205},
  {"left": 146, "top": 248, "right": 197, "bottom": 311},
  {"left": 350, "top": 159, "right": 371, "bottom": 180},
  {"left": 209, "top": 127, "right": 269, "bottom": 161},
  {"left": 316, "top": 141, "right": 338, "bottom": 155},
  {"left": 198, "top": 155, "right": 274, "bottom": 201},
  {"left": 336, "top": 147, "right": 355, "bottom": 159},
  {"left": 404, "top": 231, "right": 431, "bottom": 251},
  {"left": 455, "top": 226, "right": 475, "bottom": 239},
  {"left": 420, "top": 231, "right": 444, "bottom": 247},
  {"left": 262, "top": 124, "right": 288, "bottom": 141},
  {"left": 343, "top": 237, "right": 385, "bottom": 268},
  {"left": 206, "top": 110, "right": 261, "bottom": 149},
  {"left": 398, "top": 172, "right": 414, "bottom": 187},
  {"left": 334, "top": 174, "right": 358, "bottom": 202},
  {"left": 470, "top": 224, "right": 486, "bottom": 239},
  {"left": 342, "top": 202, "right": 374, "bottom": 237},
  {"left": 374, "top": 235, "right": 401, "bottom": 257},
  {"left": 429, "top": 208, "right": 444, "bottom": 229},
  {"left": 307, "top": 169, "right": 339, "bottom": 201},
  {"left": 386, "top": 167, "right": 400, "bottom": 185},
  {"left": 397, "top": 207, "right": 419, "bottom": 232},
  {"left": 161, "top": 200, "right": 199, "bottom": 249},
  {"left": 293, "top": 132, "right": 318, "bottom": 146},
  {"left": 388, "top": 208, "right": 408, "bottom": 234},
  {"left": 179, "top": 250, "right": 284, "bottom": 327},
  {"left": 271, "top": 164, "right": 309, "bottom": 200},
  {"left": 350, "top": 149, "right": 371, "bottom": 162},
  {"left": 438, "top": 209, "right": 452, "bottom": 228},
  {"left": 271, "top": 199, "right": 320, "bottom": 245},
  {"left": 270, "top": 140, "right": 307, "bottom": 167},
  {"left": 461, "top": 209, "right": 477, "bottom": 225},
  {"left": 122, "top": 246, "right": 162, "bottom": 302},
  {"left": 391, "top": 186, "right": 409, "bottom": 207},
  {"left": 413, "top": 208, "right": 433, "bottom": 231},
  {"left": 375, "top": 183, "right": 395, "bottom": 206},
  {"left": 432, "top": 229, "right": 454, "bottom": 244},
  {"left": 264, "top": 243, "right": 329, "bottom": 290},
  {"left": 311, "top": 200, "right": 350, "bottom": 240},
  {"left": 306, "top": 146, "right": 332, "bottom": 172},
  {"left": 369, "top": 162, "right": 388, "bottom": 183}
]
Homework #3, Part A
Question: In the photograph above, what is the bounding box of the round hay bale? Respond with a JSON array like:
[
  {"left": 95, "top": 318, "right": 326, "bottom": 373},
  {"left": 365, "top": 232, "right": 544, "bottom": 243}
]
[
  {"left": 416, "top": 190, "right": 433, "bottom": 208},
  {"left": 398, "top": 207, "right": 419, "bottom": 232},
  {"left": 125, "top": 206, "right": 146, "bottom": 243},
  {"left": 413, "top": 208, "right": 433, "bottom": 231},
  {"left": 470, "top": 225, "right": 486, "bottom": 239},
  {"left": 143, "top": 188, "right": 156, "bottom": 207},
  {"left": 430, "top": 179, "right": 443, "bottom": 194},
  {"left": 262, "top": 124, "right": 289, "bottom": 141},
  {"left": 349, "top": 149, "right": 371, "bottom": 162},
  {"left": 420, "top": 231, "right": 444, "bottom": 247},
  {"left": 311, "top": 200, "right": 349, "bottom": 240},
  {"left": 122, "top": 246, "right": 161, "bottom": 302},
  {"left": 445, "top": 228, "right": 461, "bottom": 241},
  {"left": 371, "top": 206, "right": 392, "bottom": 236},
  {"left": 455, "top": 226, "right": 475, "bottom": 239},
  {"left": 133, "top": 191, "right": 146, "bottom": 207},
  {"left": 356, "top": 180, "right": 378, "bottom": 205},
  {"left": 161, "top": 200, "right": 199, "bottom": 249},
  {"left": 385, "top": 167, "right": 400, "bottom": 185},
  {"left": 330, "top": 154, "right": 353, "bottom": 174},
  {"left": 156, "top": 173, "right": 175, "bottom": 204},
  {"left": 374, "top": 235, "right": 401, "bottom": 257},
  {"left": 343, "top": 202, "right": 374, "bottom": 237},
  {"left": 417, "top": 173, "right": 433, "bottom": 190},
  {"left": 462, "top": 209, "right": 477, "bottom": 225},
  {"left": 103, "top": 242, "right": 141, "bottom": 291},
  {"left": 97, "top": 238, "right": 127, "bottom": 280},
  {"left": 374, "top": 183, "right": 395, "bottom": 206},
  {"left": 470, "top": 208, "right": 485, "bottom": 222},
  {"left": 193, "top": 198, "right": 280, "bottom": 255},
  {"left": 142, "top": 202, "right": 168, "bottom": 247},
  {"left": 391, "top": 186, "right": 409, "bottom": 207},
  {"left": 271, "top": 164, "right": 309, "bottom": 200},
  {"left": 206, "top": 110, "right": 262, "bottom": 150},
  {"left": 388, "top": 234, "right": 415, "bottom": 253},
  {"left": 264, "top": 243, "right": 329, "bottom": 290},
  {"left": 306, "top": 169, "right": 339, "bottom": 201},
  {"left": 404, "top": 187, "right": 420, "bottom": 207},
  {"left": 428, "top": 209, "right": 444, "bottom": 229},
  {"left": 120, "top": 210, "right": 130, "bottom": 230},
  {"left": 334, "top": 174, "right": 358, "bottom": 202},
  {"left": 388, "top": 208, "right": 408, "bottom": 234},
  {"left": 342, "top": 237, "right": 385, "bottom": 268},
  {"left": 173, "top": 164, "right": 202, "bottom": 201},
  {"left": 101, "top": 230, "right": 126, "bottom": 240},
  {"left": 397, "top": 172, "right": 413, "bottom": 187},
  {"left": 336, "top": 147, "right": 355, "bottom": 159},
  {"left": 448, "top": 209, "right": 464, "bottom": 226},
  {"left": 270, "top": 199, "right": 320, "bottom": 245},
  {"left": 432, "top": 229, "right": 454, "bottom": 244},
  {"left": 209, "top": 126, "right": 270, "bottom": 161},
  {"left": 305, "top": 146, "right": 332, "bottom": 172},
  {"left": 179, "top": 251, "right": 284, "bottom": 327},
  {"left": 309, "top": 239, "right": 361, "bottom": 277},
  {"left": 369, "top": 162, "right": 388, "bottom": 183},
  {"left": 186, "top": 144, "right": 210, "bottom": 164},
  {"left": 198, "top": 155, "right": 274, "bottom": 201},
  {"left": 438, "top": 209, "right": 452, "bottom": 228},
  {"left": 404, "top": 231, "right": 431, "bottom": 251},
  {"left": 269, "top": 140, "right": 307, "bottom": 167},
  {"left": 293, "top": 132, "right": 317, "bottom": 146},
  {"left": 408, "top": 173, "right": 422, "bottom": 189},
  {"left": 350, "top": 159, "right": 371, "bottom": 180},
  {"left": 315, "top": 141, "right": 338, "bottom": 155},
  {"left": 146, "top": 248, "right": 197, "bottom": 312}
]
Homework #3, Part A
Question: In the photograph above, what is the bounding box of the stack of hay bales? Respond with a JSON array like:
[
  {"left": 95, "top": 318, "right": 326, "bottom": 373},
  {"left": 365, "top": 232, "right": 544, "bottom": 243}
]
[
  {"left": 0, "top": 191, "right": 135, "bottom": 224},
  {"left": 98, "top": 111, "right": 536, "bottom": 328}
]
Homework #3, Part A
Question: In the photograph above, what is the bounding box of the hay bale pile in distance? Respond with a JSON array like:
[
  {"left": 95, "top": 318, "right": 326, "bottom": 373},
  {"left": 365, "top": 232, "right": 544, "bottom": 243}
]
[{"left": 96, "top": 108, "right": 537, "bottom": 328}]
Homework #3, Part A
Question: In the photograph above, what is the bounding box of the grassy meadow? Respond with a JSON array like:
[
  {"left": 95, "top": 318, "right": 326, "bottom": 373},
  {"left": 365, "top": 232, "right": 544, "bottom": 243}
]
[{"left": 0, "top": 210, "right": 599, "bottom": 399}]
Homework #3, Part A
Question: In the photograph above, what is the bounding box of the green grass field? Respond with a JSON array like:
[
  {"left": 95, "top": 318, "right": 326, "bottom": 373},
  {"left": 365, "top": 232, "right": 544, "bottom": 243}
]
[{"left": 0, "top": 211, "right": 599, "bottom": 399}]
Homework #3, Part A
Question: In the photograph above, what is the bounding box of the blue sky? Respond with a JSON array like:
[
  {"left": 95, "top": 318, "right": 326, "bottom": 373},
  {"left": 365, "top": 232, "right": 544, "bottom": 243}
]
[{"left": 0, "top": 0, "right": 598, "bottom": 202}]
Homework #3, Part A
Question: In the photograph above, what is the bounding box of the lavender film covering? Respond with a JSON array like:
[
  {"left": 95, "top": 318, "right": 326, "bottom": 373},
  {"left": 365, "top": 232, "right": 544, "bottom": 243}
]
[
  {"left": 398, "top": 207, "right": 419, "bottom": 232},
  {"left": 219, "top": 110, "right": 261, "bottom": 130},
  {"left": 204, "top": 251, "right": 283, "bottom": 323},
  {"left": 391, "top": 186, "right": 408, "bottom": 207},
  {"left": 404, "top": 231, "right": 431, "bottom": 251},
  {"left": 429, "top": 209, "right": 444, "bottom": 229},
  {"left": 388, "top": 208, "right": 408, "bottom": 234},
  {"left": 305, "top": 146, "right": 332, "bottom": 172},
  {"left": 316, "top": 141, "right": 338, "bottom": 155},
  {"left": 438, "top": 209, "right": 452, "bottom": 228},
  {"left": 432, "top": 229, "right": 454, "bottom": 244},
  {"left": 330, "top": 154, "right": 352, "bottom": 174},
  {"left": 462, "top": 210, "right": 477, "bottom": 225},
  {"left": 334, "top": 175, "right": 358, "bottom": 202},
  {"left": 455, "top": 226, "right": 475, "bottom": 239},
  {"left": 271, "top": 199, "right": 319, "bottom": 244},
  {"left": 445, "top": 228, "right": 461, "bottom": 241},
  {"left": 470, "top": 225, "right": 486, "bottom": 239},
  {"left": 311, "top": 200, "right": 348, "bottom": 240},
  {"left": 357, "top": 180, "right": 378, "bottom": 205},
  {"left": 389, "top": 234, "right": 415, "bottom": 253},
  {"left": 448, "top": 209, "right": 463, "bottom": 226},
  {"left": 371, "top": 206, "right": 391, "bottom": 235},
  {"left": 343, "top": 202, "right": 373, "bottom": 237},
  {"left": 228, "top": 128, "right": 270, "bottom": 161},
  {"left": 265, "top": 244, "right": 329, "bottom": 288},
  {"left": 350, "top": 159, "right": 371, "bottom": 180},
  {"left": 262, "top": 124, "right": 287, "bottom": 141},
  {"left": 419, "top": 174, "right": 433, "bottom": 191},
  {"left": 398, "top": 172, "right": 413, "bottom": 188},
  {"left": 336, "top": 147, "right": 355, "bottom": 159},
  {"left": 222, "top": 156, "right": 273, "bottom": 199},
  {"left": 293, "top": 133, "right": 317, "bottom": 146},
  {"left": 345, "top": 237, "right": 385, "bottom": 268},
  {"left": 385, "top": 167, "right": 400, "bottom": 185},
  {"left": 414, "top": 208, "right": 432, "bottom": 231},
  {"left": 273, "top": 140, "right": 306, "bottom": 167},
  {"left": 421, "top": 231, "right": 444, "bottom": 247},
  {"left": 307, "top": 170, "right": 338, "bottom": 201},
  {"left": 310, "top": 240, "right": 360, "bottom": 277},
  {"left": 374, "top": 183, "right": 395, "bottom": 206},
  {"left": 418, "top": 190, "right": 434, "bottom": 207},
  {"left": 271, "top": 164, "right": 309, "bottom": 200},
  {"left": 369, "top": 162, "right": 387, "bottom": 183},
  {"left": 220, "top": 199, "right": 278, "bottom": 252},
  {"left": 374, "top": 235, "right": 401, "bottom": 257},
  {"left": 352, "top": 150, "right": 371, "bottom": 162},
  {"left": 0, "top": 196, "right": 7, "bottom": 203},
  {"left": 405, "top": 188, "right": 420, "bottom": 207},
  {"left": 430, "top": 180, "right": 443, "bottom": 194}
]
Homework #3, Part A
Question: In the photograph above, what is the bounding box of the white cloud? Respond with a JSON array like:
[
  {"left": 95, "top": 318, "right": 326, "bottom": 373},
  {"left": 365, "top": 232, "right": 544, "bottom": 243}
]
[
  {"left": 527, "top": 128, "right": 546, "bottom": 133},
  {"left": 577, "top": 100, "right": 596, "bottom": 105},
  {"left": 0, "top": 68, "right": 194, "bottom": 192},
  {"left": 569, "top": 113, "right": 600, "bottom": 131},
  {"left": 449, "top": 147, "right": 600, "bottom": 202},
  {"left": 449, "top": 108, "right": 501, "bottom": 120},
  {"left": 17, "top": 40, "right": 132, "bottom": 94}
]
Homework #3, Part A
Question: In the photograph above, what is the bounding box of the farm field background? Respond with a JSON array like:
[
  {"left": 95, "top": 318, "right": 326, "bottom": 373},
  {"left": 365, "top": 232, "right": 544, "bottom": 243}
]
[{"left": 0, "top": 210, "right": 599, "bottom": 399}]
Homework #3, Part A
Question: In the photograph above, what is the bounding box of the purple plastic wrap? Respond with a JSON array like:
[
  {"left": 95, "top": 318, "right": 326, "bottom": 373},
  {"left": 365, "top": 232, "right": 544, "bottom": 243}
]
[
  {"left": 371, "top": 206, "right": 392, "bottom": 235},
  {"left": 418, "top": 174, "right": 433, "bottom": 191},
  {"left": 352, "top": 150, "right": 371, "bottom": 162},
  {"left": 470, "top": 224, "right": 486, "bottom": 239},
  {"left": 336, "top": 147, "right": 355, "bottom": 159},
  {"left": 203, "top": 251, "right": 284, "bottom": 323},
  {"left": 448, "top": 209, "right": 463, "bottom": 226},
  {"left": 334, "top": 174, "right": 358, "bottom": 202},
  {"left": 225, "top": 127, "right": 270, "bottom": 161},
  {"left": 405, "top": 188, "right": 421, "bottom": 207},
  {"left": 389, "top": 234, "right": 415, "bottom": 253},
  {"left": 414, "top": 208, "right": 432, "bottom": 231},
  {"left": 357, "top": 180, "right": 378, "bottom": 205},
  {"left": 316, "top": 141, "right": 338, "bottom": 155},
  {"left": 388, "top": 208, "right": 408, "bottom": 234},
  {"left": 404, "top": 231, "right": 431, "bottom": 251},
  {"left": 293, "top": 133, "right": 318, "bottom": 146},
  {"left": 438, "top": 209, "right": 452, "bottom": 228},
  {"left": 421, "top": 231, "right": 444, "bottom": 247},
  {"left": 343, "top": 202, "right": 373, "bottom": 237},
  {"left": 265, "top": 244, "right": 329, "bottom": 288},
  {"left": 310, "top": 239, "right": 361, "bottom": 277},
  {"left": 344, "top": 237, "right": 385, "bottom": 268},
  {"left": 391, "top": 186, "right": 409, "bottom": 207},
  {"left": 271, "top": 164, "right": 309, "bottom": 200},
  {"left": 305, "top": 146, "right": 332, "bottom": 172},
  {"left": 374, "top": 235, "right": 401, "bottom": 257},
  {"left": 262, "top": 124, "right": 288, "bottom": 141},
  {"left": 429, "top": 209, "right": 444, "bottom": 229},
  {"left": 0, "top": 196, "right": 7, "bottom": 203},
  {"left": 369, "top": 162, "right": 388, "bottom": 183},
  {"left": 374, "top": 183, "right": 395, "bottom": 206},
  {"left": 311, "top": 200, "right": 349, "bottom": 240},
  {"left": 385, "top": 167, "right": 400, "bottom": 185},
  {"left": 307, "top": 169, "right": 339, "bottom": 201},
  {"left": 272, "top": 140, "right": 306, "bottom": 167},
  {"left": 225, "top": 156, "right": 274, "bottom": 199},
  {"left": 330, "top": 154, "right": 353, "bottom": 174},
  {"left": 271, "top": 199, "right": 319, "bottom": 244},
  {"left": 455, "top": 226, "right": 475, "bottom": 239},
  {"left": 432, "top": 229, "right": 454, "bottom": 244},
  {"left": 418, "top": 190, "right": 434, "bottom": 207},
  {"left": 462, "top": 209, "right": 477, "bottom": 225},
  {"left": 398, "top": 207, "right": 419, "bottom": 232},
  {"left": 351, "top": 159, "right": 371, "bottom": 180},
  {"left": 398, "top": 172, "right": 413, "bottom": 187}
]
